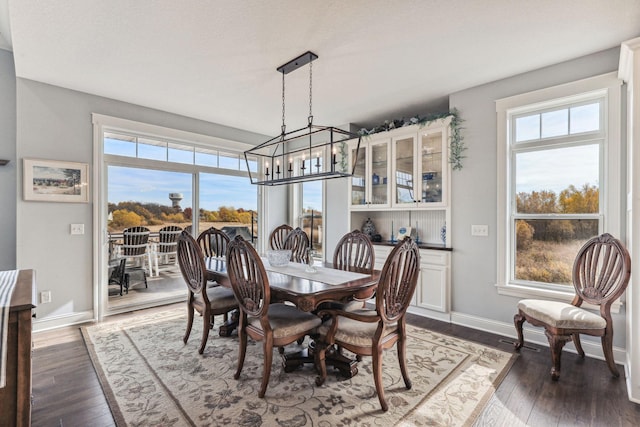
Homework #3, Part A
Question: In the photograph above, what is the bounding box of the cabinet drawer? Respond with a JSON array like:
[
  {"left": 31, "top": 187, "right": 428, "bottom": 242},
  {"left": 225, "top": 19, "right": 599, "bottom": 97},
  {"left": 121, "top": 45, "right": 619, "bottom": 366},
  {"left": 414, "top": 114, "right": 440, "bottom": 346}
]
[{"left": 419, "top": 249, "right": 449, "bottom": 266}]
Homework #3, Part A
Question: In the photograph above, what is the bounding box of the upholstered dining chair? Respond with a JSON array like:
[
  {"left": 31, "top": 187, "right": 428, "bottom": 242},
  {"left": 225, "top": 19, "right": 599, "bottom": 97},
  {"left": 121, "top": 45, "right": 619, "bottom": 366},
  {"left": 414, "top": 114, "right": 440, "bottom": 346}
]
[
  {"left": 197, "top": 227, "right": 230, "bottom": 258},
  {"left": 177, "top": 231, "right": 238, "bottom": 354},
  {"left": 269, "top": 224, "right": 293, "bottom": 250},
  {"left": 514, "top": 233, "right": 631, "bottom": 381},
  {"left": 157, "top": 225, "right": 182, "bottom": 265},
  {"left": 284, "top": 227, "right": 310, "bottom": 263},
  {"left": 315, "top": 236, "right": 420, "bottom": 411},
  {"left": 226, "top": 235, "right": 322, "bottom": 398},
  {"left": 333, "top": 229, "right": 375, "bottom": 273}
]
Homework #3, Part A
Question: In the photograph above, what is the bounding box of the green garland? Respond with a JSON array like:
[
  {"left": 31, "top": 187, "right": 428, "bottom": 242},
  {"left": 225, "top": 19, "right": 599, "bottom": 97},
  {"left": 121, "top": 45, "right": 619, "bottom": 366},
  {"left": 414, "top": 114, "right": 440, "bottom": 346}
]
[{"left": 357, "top": 109, "right": 465, "bottom": 171}]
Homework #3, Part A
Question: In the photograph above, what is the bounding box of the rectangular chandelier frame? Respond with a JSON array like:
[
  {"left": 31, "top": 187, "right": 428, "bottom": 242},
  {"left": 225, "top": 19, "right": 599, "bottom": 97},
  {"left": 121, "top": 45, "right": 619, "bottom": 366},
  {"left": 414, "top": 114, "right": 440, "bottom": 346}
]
[{"left": 244, "top": 124, "right": 361, "bottom": 186}]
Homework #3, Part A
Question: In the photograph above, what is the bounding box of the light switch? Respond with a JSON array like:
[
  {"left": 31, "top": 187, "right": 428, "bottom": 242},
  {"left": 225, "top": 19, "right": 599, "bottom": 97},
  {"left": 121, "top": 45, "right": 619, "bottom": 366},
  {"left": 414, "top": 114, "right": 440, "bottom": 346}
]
[
  {"left": 471, "top": 224, "right": 489, "bottom": 236},
  {"left": 70, "top": 224, "right": 85, "bottom": 235}
]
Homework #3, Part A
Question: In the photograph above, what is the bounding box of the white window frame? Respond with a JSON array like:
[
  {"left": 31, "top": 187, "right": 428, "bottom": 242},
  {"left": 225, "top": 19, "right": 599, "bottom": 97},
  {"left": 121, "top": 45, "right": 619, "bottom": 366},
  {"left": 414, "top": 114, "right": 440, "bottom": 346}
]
[{"left": 495, "top": 72, "right": 622, "bottom": 304}]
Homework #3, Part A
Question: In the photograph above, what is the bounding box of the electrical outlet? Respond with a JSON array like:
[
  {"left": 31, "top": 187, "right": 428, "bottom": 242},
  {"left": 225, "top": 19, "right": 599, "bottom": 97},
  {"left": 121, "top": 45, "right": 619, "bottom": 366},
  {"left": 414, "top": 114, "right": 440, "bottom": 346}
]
[
  {"left": 70, "top": 223, "right": 85, "bottom": 235},
  {"left": 471, "top": 224, "right": 489, "bottom": 236},
  {"left": 40, "top": 290, "right": 52, "bottom": 304}
]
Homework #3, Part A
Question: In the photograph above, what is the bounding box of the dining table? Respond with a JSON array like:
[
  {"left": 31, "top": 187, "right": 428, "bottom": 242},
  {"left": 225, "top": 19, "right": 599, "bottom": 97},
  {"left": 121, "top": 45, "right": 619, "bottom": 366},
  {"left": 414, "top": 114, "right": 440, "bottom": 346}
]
[{"left": 205, "top": 256, "right": 380, "bottom": 378}]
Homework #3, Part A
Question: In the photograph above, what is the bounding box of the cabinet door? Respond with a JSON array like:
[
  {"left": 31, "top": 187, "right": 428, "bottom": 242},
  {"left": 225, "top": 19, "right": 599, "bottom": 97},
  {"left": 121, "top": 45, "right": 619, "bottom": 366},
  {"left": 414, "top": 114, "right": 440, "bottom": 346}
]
[
  {"left": 392, "top": 134, "right": 417, "bottom": 207},
  {"left": 369, "top": 140, "right": 390, "bottom": 207},
  {"left": 417, "top": 127, "right": 447, "bottom": 207},
  {"left": 349, "top": 138, "right": 390, "bottom": 209},
  {"left": 349, "top": 139, "right": 367, "bottom": 207},
  {"left": 416, "top": 263, "right": 449, "bottom": 312}
]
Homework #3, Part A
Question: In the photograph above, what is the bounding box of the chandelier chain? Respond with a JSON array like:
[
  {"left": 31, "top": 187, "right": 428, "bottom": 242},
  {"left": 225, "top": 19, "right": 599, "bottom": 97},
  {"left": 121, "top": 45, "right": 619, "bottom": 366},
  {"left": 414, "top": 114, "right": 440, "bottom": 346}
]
[
  {"left": 281, "top": 71, "right": 286, "bottom": 135},
  {"left": 308, "top": 59, "right": 313, "bottom": 125}
]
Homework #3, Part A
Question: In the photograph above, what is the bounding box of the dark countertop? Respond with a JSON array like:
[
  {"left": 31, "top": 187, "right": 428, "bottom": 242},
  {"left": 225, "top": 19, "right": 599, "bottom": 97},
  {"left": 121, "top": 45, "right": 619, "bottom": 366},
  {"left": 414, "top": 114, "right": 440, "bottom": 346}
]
[{"left": 372, "top": 241, "right": 452, "bottom": 251}]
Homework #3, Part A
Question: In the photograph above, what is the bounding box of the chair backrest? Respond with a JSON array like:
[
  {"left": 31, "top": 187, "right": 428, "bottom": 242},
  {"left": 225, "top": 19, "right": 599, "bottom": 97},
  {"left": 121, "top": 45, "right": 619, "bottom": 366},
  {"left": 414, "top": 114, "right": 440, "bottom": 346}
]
[
  {"left": 376, "top": 237, "right": 420, "bottom": 323},
  {"left": 177, "top": 230, "right": 208, "bottom": 298},
  {"left": 284, "top": 227, "right": 310, "bottom": 263},
  {"left": 333, "top": 230, "right": 375, "bottom": 273},
  {"left": 122, "top": 226, "right": 150, "bottom": 256},
  {"left": 226, "top": 235, "right": 270, "bottom": 318},
  {"left": 197, "top": 227, "right": 230, "bottom": 258},
  {"left": 269, "top": 224, "right": 293, "bottom": 250},
  {"left": 572, "top": 233, "right": 631, "bottom": 312},
  {"left": 158, "top": 225, "right": 183, "bottom": 254}
]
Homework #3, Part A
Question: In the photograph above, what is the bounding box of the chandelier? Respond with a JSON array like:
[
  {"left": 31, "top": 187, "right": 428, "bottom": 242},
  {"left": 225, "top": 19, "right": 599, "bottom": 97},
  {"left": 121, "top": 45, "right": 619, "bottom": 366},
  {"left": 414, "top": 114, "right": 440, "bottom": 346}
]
[{"left": 244, "top": 51, "right": 362, "bottom": 186}]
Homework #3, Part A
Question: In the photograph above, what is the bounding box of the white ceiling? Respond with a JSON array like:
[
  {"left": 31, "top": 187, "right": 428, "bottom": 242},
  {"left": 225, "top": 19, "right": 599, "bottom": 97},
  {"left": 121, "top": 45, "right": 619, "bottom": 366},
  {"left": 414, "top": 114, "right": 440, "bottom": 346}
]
[{"left": 2, "top": 0, "right": 640, "bottom": 136}]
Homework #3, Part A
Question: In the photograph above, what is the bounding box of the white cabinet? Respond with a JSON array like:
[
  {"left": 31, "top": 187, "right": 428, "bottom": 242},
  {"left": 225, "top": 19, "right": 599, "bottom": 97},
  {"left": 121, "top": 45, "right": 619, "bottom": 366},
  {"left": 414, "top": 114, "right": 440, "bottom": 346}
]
[
  {"left": 349, "top": 138, "right": 391, "bottom": 209},
  {"left": 373, "top": 245, "right": 450, "bottom": 319}
]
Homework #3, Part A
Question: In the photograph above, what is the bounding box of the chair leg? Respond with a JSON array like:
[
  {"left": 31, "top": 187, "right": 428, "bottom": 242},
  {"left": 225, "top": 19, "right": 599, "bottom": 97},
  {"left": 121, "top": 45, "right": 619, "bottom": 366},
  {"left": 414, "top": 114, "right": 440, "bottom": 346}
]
[
  {"left": 601, "top": 334, "right": 620, "bottom": 377},
  {"left": 314, "top": 341, "right": 328, "bottom": 386},
  {"left": 259, "top": 336, "right": 273, "bottom": 398},
  {"left": 199, "top": 312, "right": 212, "bottom": 354},
  {"left": 514, "top": 312, "right": 526, "bottom": 351},
  {"left": 572, "top": 334, "right": 585, "bottom": 358},
  {"left": 184, "top": 304, "right": 194, "bottom": 345},
  {"left": 398, "top": 332, "right": 412, "bottom": 390},
  {"left": 235, "top": 318, "right": 247, "bottom": 380},
  {"left": 545, "top": 330, "right": 569, "bottom": 381},
  {"left": 372, "top": 345, "right": 388, "bottom": 411}
]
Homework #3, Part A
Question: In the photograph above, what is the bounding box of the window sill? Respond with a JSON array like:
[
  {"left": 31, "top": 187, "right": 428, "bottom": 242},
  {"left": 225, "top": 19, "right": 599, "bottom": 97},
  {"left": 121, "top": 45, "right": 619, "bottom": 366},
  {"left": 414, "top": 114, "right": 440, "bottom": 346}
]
[{"left": 495, "top": 282, "right": 622, "bottom": 314}]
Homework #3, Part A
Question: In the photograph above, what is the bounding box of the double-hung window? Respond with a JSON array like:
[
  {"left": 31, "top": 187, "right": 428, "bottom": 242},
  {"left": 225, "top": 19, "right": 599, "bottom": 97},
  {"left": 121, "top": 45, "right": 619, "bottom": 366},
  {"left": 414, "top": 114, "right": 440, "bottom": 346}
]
[{"left": 496, "top": 73, "right": 622, "bottom": 300}]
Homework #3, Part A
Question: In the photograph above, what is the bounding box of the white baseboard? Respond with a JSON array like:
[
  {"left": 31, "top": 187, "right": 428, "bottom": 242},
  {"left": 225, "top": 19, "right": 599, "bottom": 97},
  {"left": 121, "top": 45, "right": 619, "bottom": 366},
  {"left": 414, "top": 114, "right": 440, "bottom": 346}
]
[
  {"left": 449, "top": 311, "right": 626, "bottom": 365},
  {"left": 33, "top": 310, "right": 95, "bottom": 332},
  {"left": 407, "top": 305, "right": 452, "bottom": 322}
]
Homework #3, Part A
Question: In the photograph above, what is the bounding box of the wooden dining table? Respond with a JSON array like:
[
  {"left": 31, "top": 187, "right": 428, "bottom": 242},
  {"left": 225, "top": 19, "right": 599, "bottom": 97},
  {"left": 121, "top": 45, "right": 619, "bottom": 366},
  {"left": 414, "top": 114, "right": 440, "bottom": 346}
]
[{"left": 205, "top": 256, "right": 380, "bottom": 377}]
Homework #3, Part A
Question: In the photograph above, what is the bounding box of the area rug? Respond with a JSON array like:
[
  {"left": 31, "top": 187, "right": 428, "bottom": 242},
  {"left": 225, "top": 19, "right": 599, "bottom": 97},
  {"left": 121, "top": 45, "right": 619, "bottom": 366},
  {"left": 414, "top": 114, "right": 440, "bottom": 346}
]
[{"left": 82, "top": 308, "right": 516, "bottom": 426}]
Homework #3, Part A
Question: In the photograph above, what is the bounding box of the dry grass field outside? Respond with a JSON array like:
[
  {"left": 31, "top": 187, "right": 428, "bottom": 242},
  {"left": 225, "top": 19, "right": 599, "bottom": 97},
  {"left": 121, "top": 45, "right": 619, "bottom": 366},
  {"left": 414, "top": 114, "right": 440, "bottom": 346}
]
[{"left": 515, "top": 239, "right": 586, "bottom": 285}]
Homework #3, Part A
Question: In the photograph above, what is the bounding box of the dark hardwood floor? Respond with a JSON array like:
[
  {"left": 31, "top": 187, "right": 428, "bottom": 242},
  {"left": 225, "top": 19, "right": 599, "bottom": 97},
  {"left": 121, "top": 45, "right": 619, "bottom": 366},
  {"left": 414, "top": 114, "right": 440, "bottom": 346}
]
[{"left": 31, "top": 304, "right": 640, "bottom": 426}]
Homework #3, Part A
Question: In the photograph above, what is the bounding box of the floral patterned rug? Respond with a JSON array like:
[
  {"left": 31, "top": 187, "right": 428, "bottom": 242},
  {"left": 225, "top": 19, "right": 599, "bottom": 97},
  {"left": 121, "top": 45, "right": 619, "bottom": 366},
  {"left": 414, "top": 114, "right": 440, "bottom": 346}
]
[{"left": 82, "top": 308, "right": 516, "bottom": 426}]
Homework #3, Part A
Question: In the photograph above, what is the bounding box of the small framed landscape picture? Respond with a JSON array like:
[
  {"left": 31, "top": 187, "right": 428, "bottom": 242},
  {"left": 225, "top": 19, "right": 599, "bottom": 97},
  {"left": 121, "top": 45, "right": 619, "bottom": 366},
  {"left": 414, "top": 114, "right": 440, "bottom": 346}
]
[
  {"left": 397, "top": 226, "right": 412, "bottom": 240},
  {"left": 23, "top": 158, "right": 89, "bottom": 203}
]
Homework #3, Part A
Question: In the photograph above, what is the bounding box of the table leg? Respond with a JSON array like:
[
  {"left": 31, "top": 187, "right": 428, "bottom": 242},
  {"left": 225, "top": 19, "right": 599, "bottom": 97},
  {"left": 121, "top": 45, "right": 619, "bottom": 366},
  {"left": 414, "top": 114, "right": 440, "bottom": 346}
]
[{"left": 218, "top": 309, "right": 239, "bottom": 337}]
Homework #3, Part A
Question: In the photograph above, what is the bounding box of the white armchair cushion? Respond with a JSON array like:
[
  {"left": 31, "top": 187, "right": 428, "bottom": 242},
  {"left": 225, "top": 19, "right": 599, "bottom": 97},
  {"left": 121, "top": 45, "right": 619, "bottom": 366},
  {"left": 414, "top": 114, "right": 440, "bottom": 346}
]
[{"left": 518, "top": 299, "right": 606, "bottom": 330}]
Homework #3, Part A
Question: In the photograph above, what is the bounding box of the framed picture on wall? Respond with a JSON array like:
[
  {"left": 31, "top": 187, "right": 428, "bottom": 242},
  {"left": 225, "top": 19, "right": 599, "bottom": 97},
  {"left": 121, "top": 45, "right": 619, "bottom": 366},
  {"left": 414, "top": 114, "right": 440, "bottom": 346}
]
[{"left": 23, "top": 158, "right": 89, "bottom": 203}]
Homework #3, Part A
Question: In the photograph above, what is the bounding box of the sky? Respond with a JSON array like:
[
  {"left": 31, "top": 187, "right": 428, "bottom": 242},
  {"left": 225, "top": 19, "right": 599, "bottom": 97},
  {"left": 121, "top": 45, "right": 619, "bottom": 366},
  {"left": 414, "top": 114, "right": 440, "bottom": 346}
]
[{"left": 108, "top": 166, "right": 257, "bottom": 211}]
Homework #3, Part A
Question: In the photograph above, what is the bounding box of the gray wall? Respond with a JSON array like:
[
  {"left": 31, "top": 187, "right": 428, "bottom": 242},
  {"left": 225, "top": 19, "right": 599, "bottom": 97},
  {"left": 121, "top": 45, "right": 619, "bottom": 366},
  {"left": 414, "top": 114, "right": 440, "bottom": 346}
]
[
  {"left": 0, "top": 50, "right": 16, "bottom": 270},
  {"left": 448, "top": 47, "right": 625, "bottom": 345},
  {"left": 15, "top": 78, "right": 267, "bottom": 324}
]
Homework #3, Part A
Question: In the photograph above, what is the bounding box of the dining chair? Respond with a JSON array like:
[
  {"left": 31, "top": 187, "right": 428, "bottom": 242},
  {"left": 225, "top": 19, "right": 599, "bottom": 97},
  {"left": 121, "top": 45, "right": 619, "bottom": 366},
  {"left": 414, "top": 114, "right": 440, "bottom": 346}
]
[
  {"left": 118, "top": 226, "right": 151, "bottom": 287},
  {"left": 196, "top": 227, "right": 230, "bottom": 258},
  {"left": 315, "top": 236, "right": 420, "bottom": 411},
  {"left": 514, "top": 233, "right": 631, "bottom": 380},
  {"left": 157, "top": 225, "right": 183, "bottom": 266},
  {"left": 226, "top": 235, "right": 322, "bottom": 398},
  {"left": 284, "top": 227, "right": 310, "bottom": 263},
  {"left": 177, "top": 230, "right": 238, "bottom": 354},
  {"left": 269, "top": 224, "right": 293, "bottom": 250},
  {"left": 333, "top": 229, "right": 375, "bottom": 273}
]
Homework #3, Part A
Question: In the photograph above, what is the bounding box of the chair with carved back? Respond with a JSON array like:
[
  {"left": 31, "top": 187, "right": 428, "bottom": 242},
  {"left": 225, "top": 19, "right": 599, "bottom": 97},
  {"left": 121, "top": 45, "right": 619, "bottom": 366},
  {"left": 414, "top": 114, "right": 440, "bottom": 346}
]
[
  {"left": 177, "top": 231, "right": 238, "bottom": 354},
  {"left": 514, "top": 233, "right": 631, "bottom": 380},
  {"left": 157, "top": 225, "right": 183, "bottom": 266},
  {"left": 119, "top": 226, "right": 151, "bottom": 288},
  {"left": 315, "top": 236, "right": 420, "bottom": 411},
  {"left": 269, "top": 224, "right": 293, "bottom": 250},
  {"left": 197, "top": 227, "right": 230, "bottom": 258},
  {"left": 284, "top": 227, "right": 310, "bottom": 264},
  {"left": 226, "top": 235, "right": 322, "bottom": 398},
  {"left": 333, "top": 229, "right": 375, "bottom": 273}
]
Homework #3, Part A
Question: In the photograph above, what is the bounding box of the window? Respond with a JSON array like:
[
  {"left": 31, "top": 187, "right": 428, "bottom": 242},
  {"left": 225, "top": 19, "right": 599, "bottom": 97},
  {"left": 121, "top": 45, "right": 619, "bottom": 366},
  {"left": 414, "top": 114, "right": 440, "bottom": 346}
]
[
  {"left": 295, "top": 180, "right": 323, "bottom": 256},
  {"left": 496, "top": 73, "right": 622, "bottom": 300}
]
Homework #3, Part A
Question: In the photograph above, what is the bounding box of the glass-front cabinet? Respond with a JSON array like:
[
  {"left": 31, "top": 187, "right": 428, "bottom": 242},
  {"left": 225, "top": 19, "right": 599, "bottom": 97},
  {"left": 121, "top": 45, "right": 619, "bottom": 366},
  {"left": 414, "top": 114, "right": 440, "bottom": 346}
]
[
  {"left": 391, "top": 122, "right": 449, "bottom": 208},
  {"left": 349, "top": 138, "right": 391, "bottom": 209}
]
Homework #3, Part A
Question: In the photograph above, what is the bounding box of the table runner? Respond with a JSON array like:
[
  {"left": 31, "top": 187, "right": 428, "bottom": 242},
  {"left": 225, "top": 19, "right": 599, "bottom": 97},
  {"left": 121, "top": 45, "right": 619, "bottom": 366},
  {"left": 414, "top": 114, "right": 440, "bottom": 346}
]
[
  {"left": 262, "top": 258, "right": 370, "bottom": 285},
  {"left": 0, "top": 270, "right": 18, "bottom": 388}
]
